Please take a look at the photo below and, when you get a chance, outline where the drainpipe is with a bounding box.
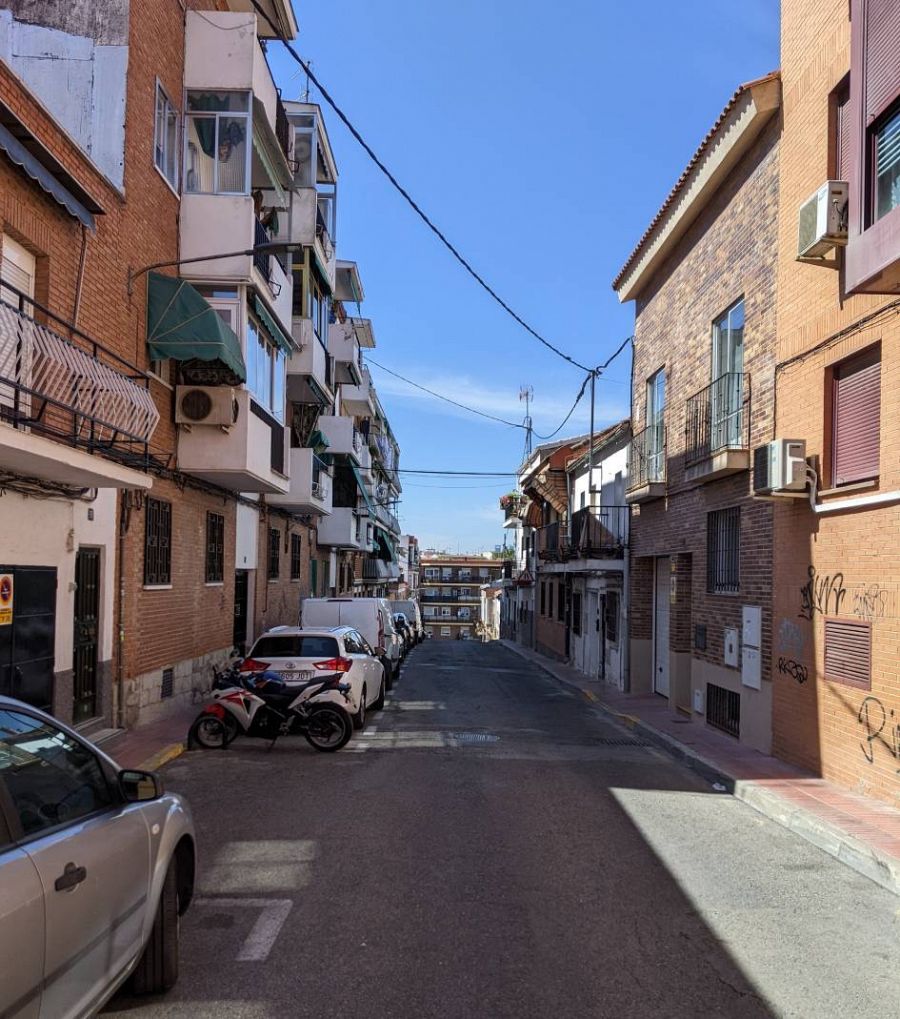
[116,493,129,730]
[72,224,88,327]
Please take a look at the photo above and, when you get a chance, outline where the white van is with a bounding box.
[300,598,401,683]
[390,599,423,644]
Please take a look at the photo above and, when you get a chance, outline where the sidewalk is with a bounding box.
[102,700,198,772]
[501,639,900,896]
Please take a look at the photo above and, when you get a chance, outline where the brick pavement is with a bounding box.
[501,639,900,896]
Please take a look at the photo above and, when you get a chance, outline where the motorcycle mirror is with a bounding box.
[375,646,386,656]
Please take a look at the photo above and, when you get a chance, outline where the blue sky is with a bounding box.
[268,0,780,552]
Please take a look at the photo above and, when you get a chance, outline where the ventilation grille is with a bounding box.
[706,683,740,739]
[824,619,871,689]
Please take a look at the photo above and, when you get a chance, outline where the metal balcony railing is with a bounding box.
[684,372,748,466]
[275,94,291,161]
[0,282,159,464]
[569,506,629,557]
[316,198,334,261]
[627,420,666,492]
[420,592,481,603]
[254,218,272,279]
[537,521,563,561]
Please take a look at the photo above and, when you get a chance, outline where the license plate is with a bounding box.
[281,670,314,682]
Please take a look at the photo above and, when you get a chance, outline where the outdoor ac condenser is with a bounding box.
[797,180,848,257]
[175,386,238,428]
[753,439,807,495]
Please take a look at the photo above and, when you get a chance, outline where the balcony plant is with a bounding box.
[499,492,524,512]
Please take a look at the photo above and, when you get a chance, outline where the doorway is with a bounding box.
[73,549,100,723]
[584,590,599,678]
[653,556,670,697]
[233,570,249,652]
[0,565,56,711]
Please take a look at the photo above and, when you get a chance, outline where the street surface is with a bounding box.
[107,641,899,1019]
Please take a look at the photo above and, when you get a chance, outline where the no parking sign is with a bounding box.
[0,574,13,625]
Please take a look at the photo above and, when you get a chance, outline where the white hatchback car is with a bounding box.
[241,626,387,731]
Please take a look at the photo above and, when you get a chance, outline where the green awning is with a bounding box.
[350,463,376,516]
[253,296,292,355]
[147,272,245,380]
[309,428,332,466]
[375,526,397,563]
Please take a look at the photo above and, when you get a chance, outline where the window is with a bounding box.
[831,76,851,181]
[548,582,554,619]
[557,583,565,622]
[540,581,546,615]
[184,91,250,195]
[873,103,900,220]
[343,631,365,655]
[459,608,471,620]
[605,592,620,644]
[441,627,451,637]
[1,233,35,304]
[707,508,740,594]
[832,346,881,486]
[195,285,240,337]
[251,635,339,659]
[710,299,745,450]
[441,607,451,618]
[425,568,439,579]
[246,316,285,422]
[442,568,452,580]
[579,491,586,510]
[290,533,302,580]
[646,368,666,480]
[154,82,179,190]
[423,606,435,618]
[572,592,582,636]
[205,512,224,583]
[144,498,171,585]
[268,528,280,580]
[0,708,112,837]
[824,619,871,689]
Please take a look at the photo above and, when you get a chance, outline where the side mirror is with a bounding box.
[375,646,386,656]
[120,769,163,803]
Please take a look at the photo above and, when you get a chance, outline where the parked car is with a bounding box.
[0,696,196,1017]
[242,626,387,729]
[300,598,401,684]
[390,599,424,643]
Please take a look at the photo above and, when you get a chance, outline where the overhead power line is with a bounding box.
[532,373,591,441]
[248,0,591,372]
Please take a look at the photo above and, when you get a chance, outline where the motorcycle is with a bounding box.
[188,662,354,753]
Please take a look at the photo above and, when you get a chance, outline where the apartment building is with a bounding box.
[771,0,900,805]
[420,555,504,639]
[0,0,403,731]
[397,535,420,599]
[613,73,781,753]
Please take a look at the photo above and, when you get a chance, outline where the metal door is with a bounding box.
[0,566,56,711]
[72,549,100,723]
[585,591,599,678]
[654,557,670,697]
[233,570,249,651]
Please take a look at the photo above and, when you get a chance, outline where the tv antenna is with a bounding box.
[519,385,534,457]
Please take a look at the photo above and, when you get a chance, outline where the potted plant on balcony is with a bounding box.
[499,492,524,513]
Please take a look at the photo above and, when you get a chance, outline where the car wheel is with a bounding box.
[373,677,386,711]
[132,862,179,994]
[381,657,394,690]
[353,688,367,730]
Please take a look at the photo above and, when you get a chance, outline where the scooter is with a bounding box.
[188,665,354,753]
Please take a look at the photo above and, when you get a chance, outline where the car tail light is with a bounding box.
[241,657,270,673]
[313,657,353,673]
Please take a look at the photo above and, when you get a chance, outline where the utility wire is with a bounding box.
[249,0,591,372]
[532,372,591,441]
[594,334,633,373]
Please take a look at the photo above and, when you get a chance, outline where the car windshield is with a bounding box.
[251,635,339,659]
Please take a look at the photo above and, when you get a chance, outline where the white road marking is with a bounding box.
[195,897,293,961]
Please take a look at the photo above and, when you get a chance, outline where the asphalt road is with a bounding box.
[106,640,900,1019]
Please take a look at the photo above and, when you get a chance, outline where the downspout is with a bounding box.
[72,224,88,327]
[116,493,130,729]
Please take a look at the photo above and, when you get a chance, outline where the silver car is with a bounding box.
[0,696,196,1018]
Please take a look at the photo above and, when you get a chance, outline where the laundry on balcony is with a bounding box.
[146,273,246,382]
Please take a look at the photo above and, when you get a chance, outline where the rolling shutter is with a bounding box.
[864,0,900,124]
[824,619,871,689]
[832,347,880,485]
[835,80,852,180]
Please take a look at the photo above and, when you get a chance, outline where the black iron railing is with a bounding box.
[0,281,158,465]
[569,506,629,557]
[627,420,666,492]
[420,592,481,602]
[537,521,563,561]
[684,372,747,466]
[254,218,272,279]
[707,683,740,738]
[275,94,291,161]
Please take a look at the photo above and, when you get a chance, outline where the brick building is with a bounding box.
[420,555,504,640]
[771,0,900,805]
[613,73,781,753]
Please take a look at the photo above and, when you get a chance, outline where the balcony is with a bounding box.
[177,387,288,493]
[568,506,629,559]
[317,414,362,463]
[341,367,376,418]
[268,447,332,515]
[684,373,750,482]
[0,284,158,489]
[317,506,365,549]
[286,318,333,405]
[499,493,526,528]
[327,319,364,386]
[626,422,666,503]
[420,592,481,603]
[362,557,390,581]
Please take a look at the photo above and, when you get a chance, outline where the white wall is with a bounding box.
[236,501,259,570]
[570,443,628,513]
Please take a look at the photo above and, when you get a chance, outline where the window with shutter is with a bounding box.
[831,346,881,485]
[831,77,851,181]
[824,618,871,689]
[1,235,36,304]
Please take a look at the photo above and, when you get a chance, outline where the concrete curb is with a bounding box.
[500,640,900,897]
[138,741,186,773]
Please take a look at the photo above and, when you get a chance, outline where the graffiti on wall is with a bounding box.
[777,619,806,657]
[851,584,893,622]
[777,658,809,684]
[857,697,900,775]
[798,567,846,620]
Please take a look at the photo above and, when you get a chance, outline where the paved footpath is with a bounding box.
[105,640,898,1019]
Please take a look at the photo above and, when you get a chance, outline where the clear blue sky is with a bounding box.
[268,0,780,553]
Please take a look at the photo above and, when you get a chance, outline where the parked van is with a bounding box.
[390,600,423,644]
[300,598,401,683]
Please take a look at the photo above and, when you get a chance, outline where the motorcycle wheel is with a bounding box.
[190,715,234,749]
[304,705,352,752]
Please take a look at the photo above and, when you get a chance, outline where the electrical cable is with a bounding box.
[248,0,591,372]
[532,372,592,441]
[594,334,633,373]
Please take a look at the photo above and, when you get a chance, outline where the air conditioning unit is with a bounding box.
[175,386,238,428]
[753,439,807,495]
[797,180,848,257]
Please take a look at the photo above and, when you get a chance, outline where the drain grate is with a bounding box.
[454,732,501,744]
[595,736,653,747]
